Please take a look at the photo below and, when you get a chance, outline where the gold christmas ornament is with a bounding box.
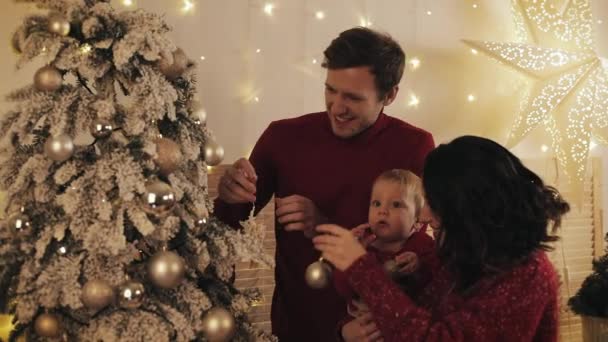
[7,214,31,237]
[141,181,176,216]
[47,13,70,36]
[34,65,62,91]
[305,258,332,289]
[34,313,61,338]
[81,279,115,310]
[117,279,145,309]
[203,139,224,166]
[158,48,188,80]
[90,119,114,139]
[154,138,183,176]
[201,307,236,342]
[148,250,186,288]
[44,135,74,162]
[192,101,207,125]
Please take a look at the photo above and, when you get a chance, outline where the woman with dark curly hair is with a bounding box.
[313,135,570,341]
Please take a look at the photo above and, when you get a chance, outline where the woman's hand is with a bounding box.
[341,312,383,342]
[313,224,367,271]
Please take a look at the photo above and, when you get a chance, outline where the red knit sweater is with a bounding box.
[344,250,559,341]
[214,111,435,342]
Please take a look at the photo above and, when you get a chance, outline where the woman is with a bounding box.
[313,135,569,341]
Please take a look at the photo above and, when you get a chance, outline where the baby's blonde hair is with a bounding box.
[374,169,424,216]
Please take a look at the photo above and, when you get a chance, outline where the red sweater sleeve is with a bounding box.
[409,131,435,177]
[344,252,558,342]
[213,122,278,227]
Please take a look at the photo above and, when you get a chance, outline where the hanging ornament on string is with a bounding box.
[201,307,236,342]
[154,138,183,176]
[34,313,62,338]
[34,65,62,91]
[47,13,70,36]
[141,180,176,216]
[204,139,224,166]
[44,135,74,162]
[81,279,115,311]
[7,213,32,237]
[158,48,188,80]
[148,249,186,289]
[117,279,145,309]
[191,100,207,125]
[90,119,114,139]
[305,257,333,289]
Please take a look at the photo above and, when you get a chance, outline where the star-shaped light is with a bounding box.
[463,0,607,204]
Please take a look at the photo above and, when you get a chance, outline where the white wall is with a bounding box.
[1,0,607,232]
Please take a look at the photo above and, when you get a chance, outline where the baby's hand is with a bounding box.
[394,251,419,275]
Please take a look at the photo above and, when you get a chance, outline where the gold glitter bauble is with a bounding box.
[7,214,32,237]
[203,139,224,166]
[47,13,70,36]
[34,313,61,338]
[148,250,186,289]
[44,135,74,162]
[81,279,115,310]
[117,280,145,309]
[90,119,114,139]
[201,307,236,342]
[141,181,176,216]
[34,65,62,92]
[154,138,183,176]
[305,259,332,289]
[191,101,207,125]
[158,48,188,80]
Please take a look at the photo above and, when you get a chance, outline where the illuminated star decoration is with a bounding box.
[463,0,608,204]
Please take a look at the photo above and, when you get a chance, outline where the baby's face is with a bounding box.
[368,179,417,243]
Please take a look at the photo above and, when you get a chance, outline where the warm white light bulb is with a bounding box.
[315,11,325,20]
[200,56,206,60]
[312,58,318,64]
[467,94,476,102]
[409,58,421,69]
[123,0,133,6]
[264,3,274,16]
[182,0,194,13]
[256,48,261,53]
[426,10,432,15]
[472,4,478,9]
[471,48,479,55]
[541,145,549,152]
[408,94,420,107]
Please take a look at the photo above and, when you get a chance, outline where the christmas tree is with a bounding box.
[569,233,608,318]
[0,0,274,341]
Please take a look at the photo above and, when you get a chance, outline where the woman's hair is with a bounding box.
[422,135,570,291]
[374,169,424,217]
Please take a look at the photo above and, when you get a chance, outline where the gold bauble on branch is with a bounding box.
[47,13,70,36]
[90,119,114,139]
[81,279,115,310]
[305,258,332,289]
[191,101,207,125]
[34,65,62,92]
[204,139,224,166]
[148,250,185,289]
[158,48,188,80]
[154,138,183,176]
[34,313,61,338]
[201,307,236,342]
[117,279,145,309]
[44,135,74,162]
[141,181,176,216]
[7,214,31,237]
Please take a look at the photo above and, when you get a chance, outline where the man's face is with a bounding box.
[324,66,397,139]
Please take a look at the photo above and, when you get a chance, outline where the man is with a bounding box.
[214,27,434,342]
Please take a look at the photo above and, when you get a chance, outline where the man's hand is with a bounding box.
[275,195,327,238]
[217,158,257,204]
[341,312,383,342]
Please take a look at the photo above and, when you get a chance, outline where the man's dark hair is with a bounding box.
[322,27,405,100]
[423,135,570,292]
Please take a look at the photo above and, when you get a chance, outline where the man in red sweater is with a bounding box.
[214,27,434,342]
